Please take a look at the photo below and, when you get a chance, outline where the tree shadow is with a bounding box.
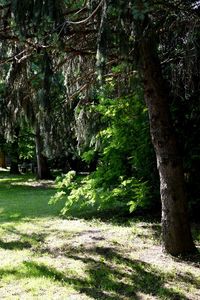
[0,227,47,250]
[0,239,32,250]
[0,222,198,299]
[5,244,190,300]
[173,249,200,268]
[0,172,33,184]
[0,256,188,300]
[62,246,190,299]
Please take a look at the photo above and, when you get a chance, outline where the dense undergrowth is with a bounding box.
[49,170,151,218]
[50,89,161,218]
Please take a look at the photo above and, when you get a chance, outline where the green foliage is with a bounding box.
[11,0,65,34]
[2,0,199,222]
[131,1,151,21]
[50,171,150,216]
[50,84,157,216]
[94,90,153,182]
[18,125,35,160]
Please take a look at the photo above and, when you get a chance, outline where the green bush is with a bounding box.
[50,171,151,216]
[50,83,159,217]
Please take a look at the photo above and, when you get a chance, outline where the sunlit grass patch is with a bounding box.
[0,171,199,299]
[0,173,64,223]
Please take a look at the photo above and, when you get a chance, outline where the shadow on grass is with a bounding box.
[0,170,55,188]
[0,171,34,184]
[0,245,191,300]
[174,249,200,268]
[0,226,47,250]
[0,239,32,250]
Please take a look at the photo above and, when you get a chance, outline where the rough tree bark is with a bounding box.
[138,25,196,255]
[35,125,52,180]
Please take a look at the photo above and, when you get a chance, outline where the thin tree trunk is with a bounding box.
[0,150,6,168]
[35,125,52,180]
[139,27,196,255]
[10,127,20,175]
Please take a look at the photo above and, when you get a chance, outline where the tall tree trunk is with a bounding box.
[0,149,6,168]
[35,125,52,180]
[139,26,196,255]
[10,127,20,174]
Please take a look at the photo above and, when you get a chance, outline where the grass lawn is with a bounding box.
[0,169,199,300]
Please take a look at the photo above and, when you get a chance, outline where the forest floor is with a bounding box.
[0,169,199,300]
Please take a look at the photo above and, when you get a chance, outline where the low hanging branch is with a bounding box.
[64,0,104,25]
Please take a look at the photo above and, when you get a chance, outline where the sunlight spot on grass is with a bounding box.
[0,208,5,214]
[0,171,199,299]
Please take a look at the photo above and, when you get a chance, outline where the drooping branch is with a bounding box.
[63,0,104,25]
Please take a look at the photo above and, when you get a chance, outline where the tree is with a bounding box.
[0,0,198,255]
[0,135,7,168]
[94,0,197,255]
[136,17,195,255]
[0,150,6,168]
[9,126,20,174]
[0,0,92,178]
